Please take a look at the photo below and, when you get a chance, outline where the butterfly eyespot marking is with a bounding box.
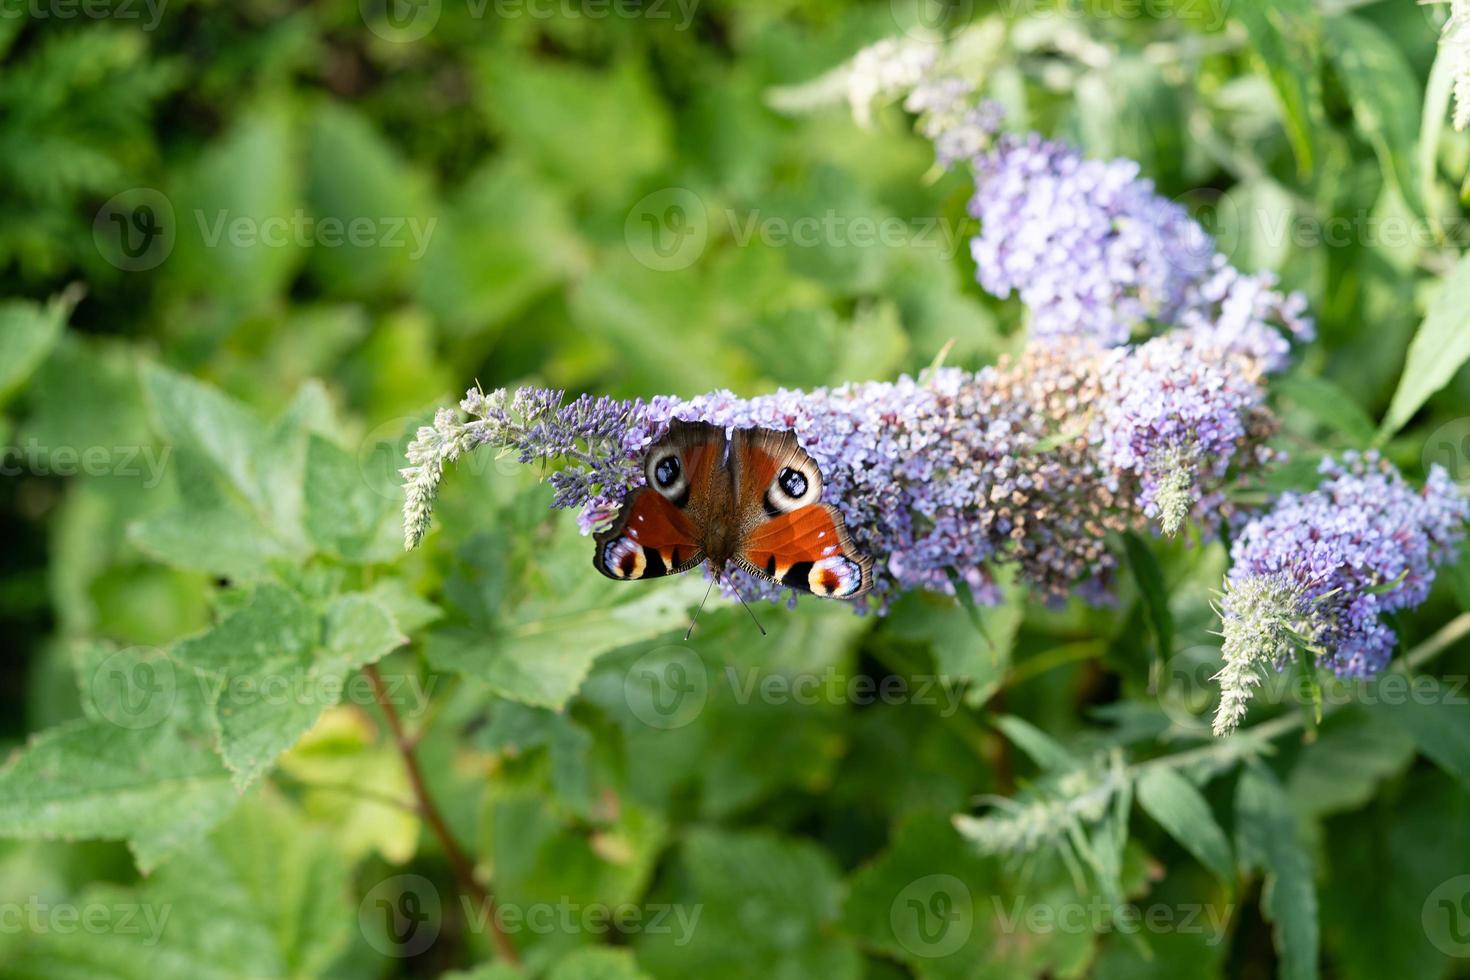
[645,445,691,506]
[654,456,680,488]
[778,467,807,498]
[807,555,864,597]
[602,538,646,580]
[762,456,821,514]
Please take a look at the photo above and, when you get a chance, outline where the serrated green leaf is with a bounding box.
[8,791,352,979]
[427,576,705,710]
[304,433,395,560]
[1326,15,1425,217]
[0,644,238,872]
[174,584,404,788]
[1236,765,1319,980]
[1137,767,1235,887]
[1381,251,1470,437]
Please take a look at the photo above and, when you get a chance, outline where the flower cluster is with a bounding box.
[403,334,1280,609]
[1095,335,1273,536]
[1443,0,1470,130]
[966,132,1313,365]
[1212,453,1469,735]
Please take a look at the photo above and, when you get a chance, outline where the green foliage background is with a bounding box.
[2,1,1470,978]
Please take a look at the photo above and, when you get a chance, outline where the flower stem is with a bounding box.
[364,664,521,966]
[1136,611,1470,778]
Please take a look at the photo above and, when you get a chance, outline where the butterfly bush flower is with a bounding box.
[1211,453,1468,736]
[967,132,1314,366]
[403,333,1282,609]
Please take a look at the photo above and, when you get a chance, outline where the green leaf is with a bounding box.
[0,291,73,406]
[1275,373,1376,446]
[635,828,859,980]
[1286,707,1415,817]
[1233,0,1321,178]
[173,584,405,788]
[1420,36,1456,216]
[427,576,705,710]
[1369,673,1470,787]
[0,644,238,872]
[1380,251,1470,437]
[992,714,1079,772]
[303,433,395,560]
[1325,15,1425,216]
[9,791,352,979]
[1236,764,1319,980]
[1137,767,1235,887]
[1123,531,1174,661]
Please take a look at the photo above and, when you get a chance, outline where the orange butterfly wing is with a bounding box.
[593,488,704,581]
[736,504,872,598]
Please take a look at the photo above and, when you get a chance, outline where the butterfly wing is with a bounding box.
[593,488,704,581]
[593,419,726,582]
[734,503,872,597]
[729,427,871,598]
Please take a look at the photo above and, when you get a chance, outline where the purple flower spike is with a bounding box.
[1213,453,1468,734]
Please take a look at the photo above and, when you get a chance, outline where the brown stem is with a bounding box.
[364,664,520,966]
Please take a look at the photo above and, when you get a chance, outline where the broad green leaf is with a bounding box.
[1123,532,1174,660]
[635,828,859,980]
[1325,15,1425,216]
[0,292,72,406]
[427,576,705,710]
[304,433,396,560]
[1275,373,1376,446]
[1236,765,1319,980]
[1286,707,1415,816]
[141,362,272,514]
[1233,0,1321,178]
[9,791,352,979]
[1137,767,1235,887]
[0,644,238,872]
[1381,251,1470,436]
[174,585,405,788]
[1370,673,1470,787]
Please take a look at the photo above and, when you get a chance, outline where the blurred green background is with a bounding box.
[3,0,1470,978]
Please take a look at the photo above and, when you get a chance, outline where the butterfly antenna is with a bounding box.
[726,576,768,637]
[685,574,718,641]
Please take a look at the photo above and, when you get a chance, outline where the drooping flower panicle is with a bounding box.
[1212,453,1469,734]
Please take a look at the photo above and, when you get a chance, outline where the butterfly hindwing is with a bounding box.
[593,488,704,581]
[735,502,872,598]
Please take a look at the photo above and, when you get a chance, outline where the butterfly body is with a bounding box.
[593,420,871,599]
